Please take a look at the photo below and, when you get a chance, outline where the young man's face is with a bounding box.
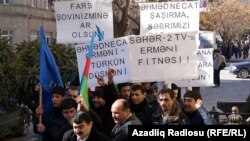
[120,86,131,100]
[131,89,145,105]
[92,96,105,108]
[67,89,78,101]
[73,121,92,139]
[52,94,64,107]
[63,107,76,121]
[183,97,197,113]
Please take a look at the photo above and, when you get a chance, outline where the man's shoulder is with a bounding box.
[62,129,76,141]
[89,128,111,141]
[126,114,142,125]
[64,129,75,137]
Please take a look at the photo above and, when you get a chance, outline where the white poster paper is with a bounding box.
[76,32,199,87]
[55,0,113,43]
[173,48,214,87]
[139,1,200,35]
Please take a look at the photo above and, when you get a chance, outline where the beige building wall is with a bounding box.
[0,0,55,45]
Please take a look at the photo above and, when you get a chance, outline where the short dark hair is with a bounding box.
[61,98,77,110]
[72,110,92,124]
[184,91,202,101]
[171,83,178,90]
[131,84,145,94]
[158,88,175,99]
[69,86,78,91]
[92,86,105,99]
[117,82,132,92]
[52,86,65,96]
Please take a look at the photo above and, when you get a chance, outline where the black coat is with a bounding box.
[130,98,154,125]
[33,107,69,141]
[62,128,111,141]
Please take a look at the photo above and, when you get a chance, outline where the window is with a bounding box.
[30,31,38,41]
[1,30,13,45]
[0,0,11,4]
[45,0,49,9]
[45,32,52,45]
[31,0,37,7]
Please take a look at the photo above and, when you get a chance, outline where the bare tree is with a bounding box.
[207,0,250,41]
[113,0,179,37]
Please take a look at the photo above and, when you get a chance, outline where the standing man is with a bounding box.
[213,49,223,87]
[62,110,111,141]
[117,82,132,100]
[152,88,189,125]
[183,91,217,125]
[34,86,68,141]
[130,84,154,125]
[111,99,142,141]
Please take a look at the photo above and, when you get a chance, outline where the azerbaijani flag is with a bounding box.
[79,26,104,107]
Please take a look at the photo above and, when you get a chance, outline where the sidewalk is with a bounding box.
[200,55,250,112]
[226,55,250,63]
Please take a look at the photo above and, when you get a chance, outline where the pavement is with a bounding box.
[200,56,250,112]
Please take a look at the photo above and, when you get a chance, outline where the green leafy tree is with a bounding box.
[0,37,78,109]
[0,33,16,109]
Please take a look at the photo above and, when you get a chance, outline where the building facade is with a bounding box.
[0,0,55,45]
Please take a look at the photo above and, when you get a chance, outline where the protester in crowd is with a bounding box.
[47,98,78,141]
[90,68,118,137]
[148,83,161,116]
[64,86,79,101]
[171,83,184,109]
[62,110,111,141]
[152,88,189,125]
[117,82,132,100]
[141,82,151,95]
[129,84,155,125]
[33,86,68,141]
[111,99,142,141]
[183,91,217,125]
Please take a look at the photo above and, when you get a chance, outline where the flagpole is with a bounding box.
[39,85,43,124]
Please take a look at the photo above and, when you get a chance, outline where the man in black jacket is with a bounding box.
[62,110,111,141]
[34,86,68,141]
[183,91,217,125]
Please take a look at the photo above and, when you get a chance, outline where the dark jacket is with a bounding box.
[62,128,111,141]
[111,114,142,141]
[185,106,217,125]
[152,101,190,125]
[130,98,154,125]
[33,107,68,141]
[90,83,118,137]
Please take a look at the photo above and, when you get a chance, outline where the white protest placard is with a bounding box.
[129,32,199,82]
[76,32,199,87]
[75,37,132,87]
[173,48,214,87]
[55,0,113,43]
[139,1,199,35]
